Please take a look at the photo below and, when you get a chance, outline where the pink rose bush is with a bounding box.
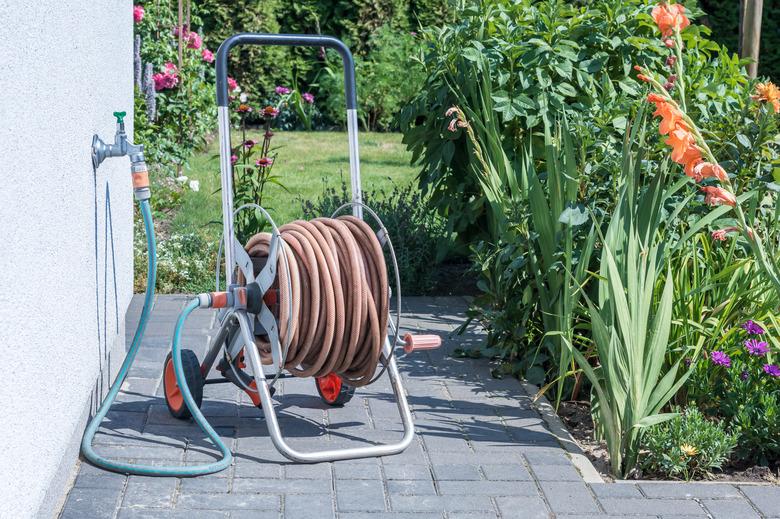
[153,62,179,91]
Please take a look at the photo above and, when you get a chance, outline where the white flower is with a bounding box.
[188,180,200,192]
[175,175,188,183]
[239,92,248,103]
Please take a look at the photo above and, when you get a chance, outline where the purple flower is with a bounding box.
[243,139,256,149]
[230,154,238,165]
[740,370,749,381]
[745,339,770,356]
[741,320,765,335]
[710,351,731,367]
[275,86,291,95]
[302,92,315,104]
[763,364,780,377]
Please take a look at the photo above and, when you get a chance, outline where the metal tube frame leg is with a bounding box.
[234,310,415,463]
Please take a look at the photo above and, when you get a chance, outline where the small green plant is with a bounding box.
[639,406,737,481]
[301,182,448,295]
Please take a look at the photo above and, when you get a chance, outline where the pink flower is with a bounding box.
[711,226,751,242]
[236,104,252,114]
[709,350,731,367]
[262,106,279,118]
[701,186,736,207]
[201,49,214,63]
[230,154,238,165]
[227,77,238,92]
[185,31,202,50]
[133,5,145,23]
[711,229,728,242]
[745,339,769,356]
[302,92,315,104]
[275,86,291,95]
[693,162,728,182]
[763,364,780,377]
[255,157,273,168]
[152,62,179,91]
[243,139,256,149]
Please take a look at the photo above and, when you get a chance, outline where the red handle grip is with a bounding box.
[403,333,442,354]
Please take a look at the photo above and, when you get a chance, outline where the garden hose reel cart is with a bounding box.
[159,33,442,465]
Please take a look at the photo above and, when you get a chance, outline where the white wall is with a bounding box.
[0,1,133,517]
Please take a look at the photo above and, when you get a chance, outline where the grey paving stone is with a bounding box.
[589,483,643,499]
[740,485,780,517]
[448,513,499,519]
[702,497,761,519]
[283,462,331,479]
[639,482,742,499]
[538,481,600,516]
[283,493,334,519]
[233,460,283,479]
[122,476,177,508]
[340,514,443,519]
[176,493,279,510]
[332,461,381,480]
[72,472,128,490]
[390,494,495,512]
[118,509,229,519]
[522,448,571,466]
[494,496,550,518]
[386,479,437,495]
[178,475,231,494]
[60,487,122,519]
[528,463,582,481]
[437,480,539,496]
[336,479,386,512]
[480,463,533,481]
[383,464,432,481]
[232,477,331,494]
[599,497,707,516]
[431,463,482,481]
[227,511,280,519]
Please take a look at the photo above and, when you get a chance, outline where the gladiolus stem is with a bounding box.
[673,30,687,111]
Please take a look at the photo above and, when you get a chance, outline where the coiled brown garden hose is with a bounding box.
[243,216,389,387]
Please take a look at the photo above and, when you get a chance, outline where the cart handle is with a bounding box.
[215,33,356,109]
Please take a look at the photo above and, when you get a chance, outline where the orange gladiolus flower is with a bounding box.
[651,3,690,37]
[653,101,685,135]
[665,125,700,165]
[751,81,780,114]
[693,162,728,182]
[701,186,736,207]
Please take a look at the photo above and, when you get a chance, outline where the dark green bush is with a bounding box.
[320,25,426,131]
[639,406,737,480]
[699,0,779,81]
[301,182,448,295]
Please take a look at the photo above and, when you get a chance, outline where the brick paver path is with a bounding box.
[60,296,779,518]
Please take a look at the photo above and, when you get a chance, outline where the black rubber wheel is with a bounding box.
[163,349,204,419]
[315,373,356,406]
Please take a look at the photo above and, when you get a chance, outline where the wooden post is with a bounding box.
[740,0,763,78]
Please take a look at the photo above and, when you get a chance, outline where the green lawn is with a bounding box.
[172,131,419,236]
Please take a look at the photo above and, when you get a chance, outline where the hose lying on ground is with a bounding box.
[243,216,389,387]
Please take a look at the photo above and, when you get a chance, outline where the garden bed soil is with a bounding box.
[557,400,779,484]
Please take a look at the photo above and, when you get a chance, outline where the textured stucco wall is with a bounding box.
[0,1,133,517]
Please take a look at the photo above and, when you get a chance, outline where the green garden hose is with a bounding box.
[80,199,232,476]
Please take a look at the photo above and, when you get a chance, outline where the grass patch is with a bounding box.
[172,131,418,237]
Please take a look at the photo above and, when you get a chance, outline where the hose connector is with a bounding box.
[131,162,151,201]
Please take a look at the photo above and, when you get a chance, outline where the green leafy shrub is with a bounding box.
[134,1,216,176]
[640,406,737,480]
[320,25,426,131]
[135,225,217,294]
[301,182,448,295]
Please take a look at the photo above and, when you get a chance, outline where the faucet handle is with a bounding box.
[113,111,127,124]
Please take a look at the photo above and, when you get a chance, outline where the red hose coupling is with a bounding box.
[403,333,442,354]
